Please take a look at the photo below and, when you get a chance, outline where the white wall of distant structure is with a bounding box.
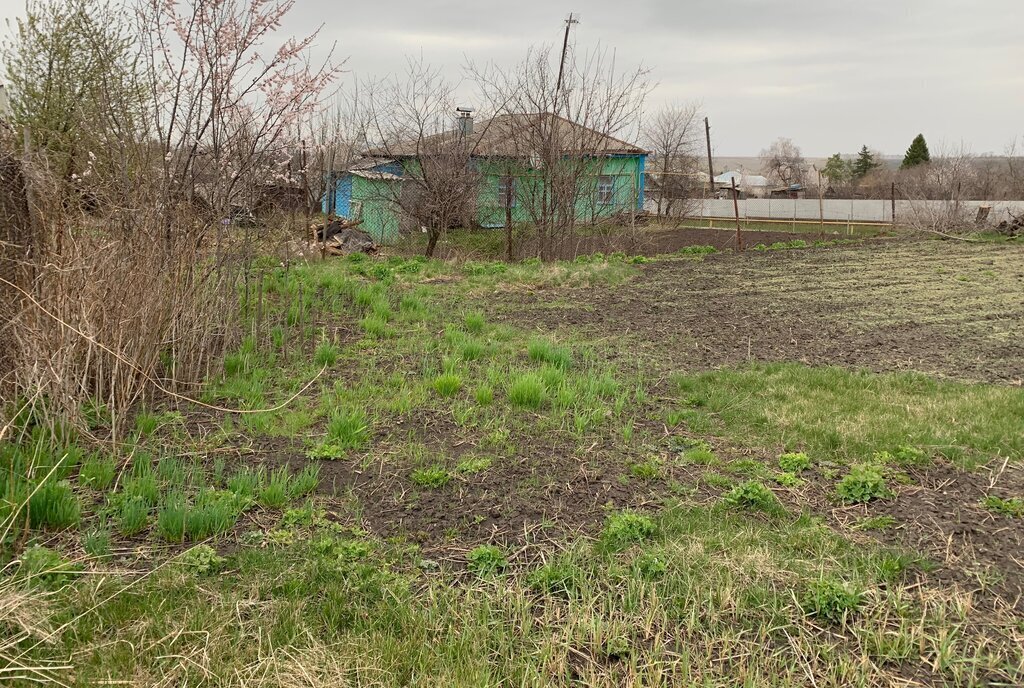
[649,198,1024,223]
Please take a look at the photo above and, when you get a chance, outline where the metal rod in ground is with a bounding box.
[817,168,825,239]
[731,177,743,251]
[891,182,897,229]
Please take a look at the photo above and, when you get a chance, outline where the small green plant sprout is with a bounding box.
[778,452,811,473]
[134,409,160,436]
[722,480,784,515]
[981,495,1024,518]
[836,464,890,504]
[177,544,226,575]
[359,315,392,338]
[464,311,486,334]
[852,515,897,531]
[528,562,580,598]
[800,577,864,625]
[507,373,547,410]
[432,372,463,397]
[410,465,450,488]
[455,456,493,475]
[889,445,929,466]
[629,457,663,480]
[314,339,340,367]
[227,466,264,500]
[467,544,508,575]
[459,338,486,362]
[773,471,805,488]
[633,552,669,580]
[602,511,657,548]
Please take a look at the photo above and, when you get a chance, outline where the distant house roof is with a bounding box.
[365,112,648,159]
[714,170,770,187]
[351,169,402,181]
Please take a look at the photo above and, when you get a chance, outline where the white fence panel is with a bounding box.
[689,199,1024,224]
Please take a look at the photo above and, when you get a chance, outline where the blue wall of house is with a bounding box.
[323,161,404,218]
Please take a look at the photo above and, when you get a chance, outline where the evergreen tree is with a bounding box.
[821,153,852,187]
[852,145,879,179]
[901,134,931,169]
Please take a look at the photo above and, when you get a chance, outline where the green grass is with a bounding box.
[431,373,463,397]
[313,340,340,367]
[507,373,547,409]
[981,495,1024,518]
[527,338,572,370]
[409,466,450,488]
[28,480,81,529]
[467,544,507,575]
[78,452,117,489]
[673,363,1024,467]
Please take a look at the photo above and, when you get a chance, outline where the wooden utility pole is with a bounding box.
[816,167,825,239]
[891,181,897,229]
[704,117,715,196]
[731,177,743,251]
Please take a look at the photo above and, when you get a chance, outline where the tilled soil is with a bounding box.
[488,237,1024,384]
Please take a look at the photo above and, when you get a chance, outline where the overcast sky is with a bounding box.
[2,0,1021,156]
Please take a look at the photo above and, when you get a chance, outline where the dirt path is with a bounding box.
[492,239,1024,384]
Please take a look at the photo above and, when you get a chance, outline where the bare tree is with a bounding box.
[643,102,702,217]
[362,57,484,257]
[760,137,807,188]
[470,43,650,260]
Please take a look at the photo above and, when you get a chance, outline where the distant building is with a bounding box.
[324,112,648,243]
[713,171,771,198]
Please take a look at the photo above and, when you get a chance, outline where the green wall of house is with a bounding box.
[346,154,646,244]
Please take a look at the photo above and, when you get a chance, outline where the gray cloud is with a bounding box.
[1,0,1020,155]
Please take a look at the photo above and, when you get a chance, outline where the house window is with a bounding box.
[498,176,516,208]
[596,175,615,205]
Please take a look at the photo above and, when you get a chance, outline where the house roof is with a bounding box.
[365,112,648,159]
[714,170,770,187]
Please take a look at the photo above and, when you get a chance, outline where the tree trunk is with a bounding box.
[424,228,440,258]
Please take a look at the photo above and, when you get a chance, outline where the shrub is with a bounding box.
[78,453,117,490]
[432,373,463,397]
[527,338,572,370]
[981,495,1024,518]
[117,497,149,536]
[602,511,657,548]
[890,445,929,466]
[157,493,187,542]
[508,373,546,410]
[178,544,226,575]
[722,480,783,515]
[467,545,508,575]
[800,578,864,624]
[778,452,811,473]
[259,468,291,508]
[836,464,890,503]
[410,466,450,488]
[464,311,486,334]
[314,340,340,367]
[29,479,81,529]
